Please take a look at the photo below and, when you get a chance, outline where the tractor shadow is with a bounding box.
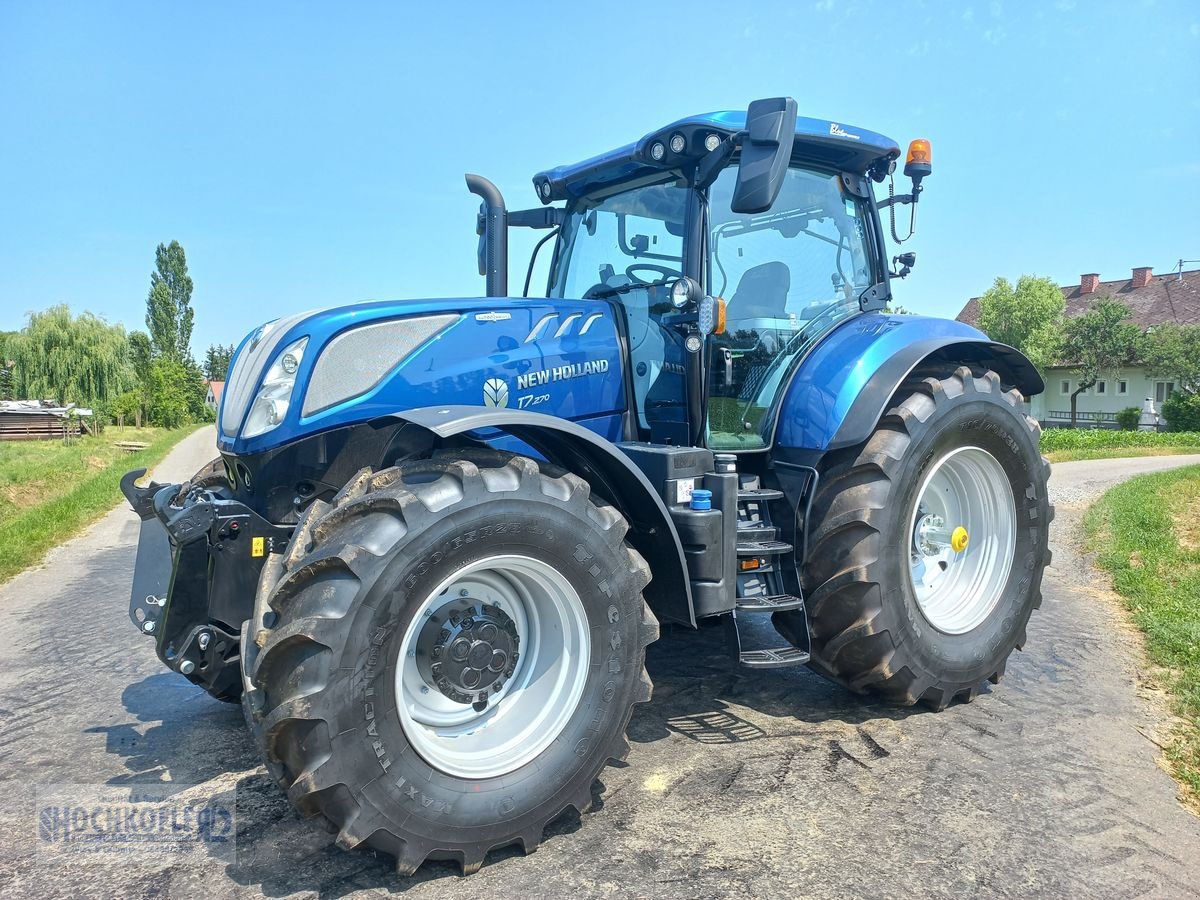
[95,613,962,896]
[630,617,975,748]
[222,772,606,898]
[92,672,254,789]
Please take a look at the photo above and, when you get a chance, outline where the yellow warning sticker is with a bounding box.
[251,536,265,557]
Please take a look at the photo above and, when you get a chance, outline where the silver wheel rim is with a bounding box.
[395,554,591,779]
[908,446,1016,635]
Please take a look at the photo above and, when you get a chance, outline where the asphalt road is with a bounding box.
[1,428,1199,899]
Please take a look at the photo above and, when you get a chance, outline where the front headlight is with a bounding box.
[242,337,309,438]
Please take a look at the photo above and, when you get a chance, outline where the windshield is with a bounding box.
[706,164,874,450]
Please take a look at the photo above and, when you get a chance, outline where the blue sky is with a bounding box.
[1,1,1197,356]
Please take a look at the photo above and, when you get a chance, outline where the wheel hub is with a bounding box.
[416,602,519,706]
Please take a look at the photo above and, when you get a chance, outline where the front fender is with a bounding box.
[774,314,1043,454]
[388,406,695,627]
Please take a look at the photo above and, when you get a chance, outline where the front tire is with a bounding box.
[241,450,657,875]
[780,366,1052,709]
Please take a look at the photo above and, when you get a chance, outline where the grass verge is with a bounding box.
[1085,464,1200,808]
[0,425,201,584]
[1045,447,1200,464]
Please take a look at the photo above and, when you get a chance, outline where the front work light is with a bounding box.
[242,336,309,438]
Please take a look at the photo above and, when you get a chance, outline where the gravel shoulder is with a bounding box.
[0,439,1198,899]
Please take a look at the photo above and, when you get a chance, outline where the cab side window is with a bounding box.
[552,182,688,434]
[706,166,873,449]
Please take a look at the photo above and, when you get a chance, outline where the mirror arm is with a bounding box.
[509,207,564,229]
[877,191,915,209]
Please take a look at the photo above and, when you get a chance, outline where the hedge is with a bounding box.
[1039,429,1200,452]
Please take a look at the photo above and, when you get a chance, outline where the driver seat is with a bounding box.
[725,262,791,324]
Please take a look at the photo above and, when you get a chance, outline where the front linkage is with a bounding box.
[120,469,291,701]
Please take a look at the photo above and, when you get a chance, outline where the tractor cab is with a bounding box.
[479,98,930,450]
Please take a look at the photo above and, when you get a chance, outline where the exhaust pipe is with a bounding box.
[465,174,508,297]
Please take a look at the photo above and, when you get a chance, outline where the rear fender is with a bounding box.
[774,314,1043,456]
[386,406,696,627]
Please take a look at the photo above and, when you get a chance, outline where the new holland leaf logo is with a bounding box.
[483,378,509,408]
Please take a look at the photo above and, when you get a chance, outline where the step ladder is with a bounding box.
[728,475,811,669]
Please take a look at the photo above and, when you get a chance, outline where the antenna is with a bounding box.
[1172,258,1200,280]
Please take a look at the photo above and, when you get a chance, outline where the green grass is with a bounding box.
[1040,428,1200,452]
[1044,447,1200,464]
[0,425,200,584]
[1085,465,1200,807]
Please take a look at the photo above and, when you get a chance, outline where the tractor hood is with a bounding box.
[217,297,628,456]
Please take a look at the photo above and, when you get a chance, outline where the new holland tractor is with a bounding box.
[122,98,1051,875]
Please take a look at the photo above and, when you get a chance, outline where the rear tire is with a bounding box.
[241,449,658,875]
[778,366,1052,709]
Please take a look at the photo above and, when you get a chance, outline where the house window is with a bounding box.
[1060,379,1070,395]
[1118,380,1128,395]
[1155,381,1175,403]
[1096,381,1106,395]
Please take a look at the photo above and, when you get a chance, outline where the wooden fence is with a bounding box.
[0,412,85,441]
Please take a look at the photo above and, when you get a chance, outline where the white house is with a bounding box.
[957,266,1200,427]
[205,380,225,412]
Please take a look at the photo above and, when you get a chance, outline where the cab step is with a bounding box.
[736,540,792,556]
[739,646,811,669]
[737,487,784,503]
[736,523,777,542]
[735,593,806,613]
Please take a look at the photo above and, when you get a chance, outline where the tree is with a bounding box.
[0,330,17,401]
[1141,323,1200,393]
[146,240,195,361]
[1061,298,1142,428]
[11,305,135,408]
[204,343,235,381]
[975,275,1065,370]
[110,390,143,428]
[147,357,192,428]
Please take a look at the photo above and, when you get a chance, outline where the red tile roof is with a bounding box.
[956,268,1200,330]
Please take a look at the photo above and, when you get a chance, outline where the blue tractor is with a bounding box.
[123,98,1051,875]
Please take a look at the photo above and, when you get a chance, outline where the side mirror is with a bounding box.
[731,97,798,215]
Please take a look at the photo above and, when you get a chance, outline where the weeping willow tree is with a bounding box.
[11,305,135,408]
[0,331,17,401]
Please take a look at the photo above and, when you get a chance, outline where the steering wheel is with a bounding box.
[625,263,678,285]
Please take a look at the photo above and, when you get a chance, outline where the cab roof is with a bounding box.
[533,111,901,204]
